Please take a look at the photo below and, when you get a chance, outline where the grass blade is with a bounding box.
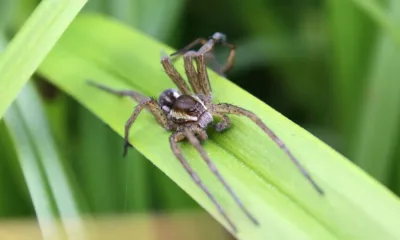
[4,82,86,239]
[0,0,87,119]
[352,0,400,184]
[37,14,400,239]
[326,0,376,148]
[4,84,63,239]
[352,0,400,44]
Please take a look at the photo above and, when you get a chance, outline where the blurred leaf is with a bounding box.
[327,0,377,149]
[8,0,40,31]
[4,83,63,239]
[352,0,400,184]
[107,0,186,41]
[232,0,285,35]
[0,0,14,30]
[0,213,227,240]
[4,82,86,239]
[152,166,199,210]
[352,0,400,44]
[78,107,120,213]
[0,122,32,217]
[231,0,330,128]
[37,14,400,239]
[0,0,87,119]
[122,145,152,212]
[83,0,108,13]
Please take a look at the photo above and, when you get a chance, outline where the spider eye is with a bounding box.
[158,89,180,112]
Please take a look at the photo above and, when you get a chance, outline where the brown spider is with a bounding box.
[87,33,324,233]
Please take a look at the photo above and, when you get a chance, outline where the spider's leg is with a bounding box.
[170,38,208,58]
[87,80,146,102]
[196,38,236,75]
[169,131,237,233]
[213,103,324,195]
[220,41,236,73]
[182,51,215,98]
[204,52,225,77]
[184,128,259,226]
[123,98,169,156]
[183,50,219,97]
[183,52,202,94]
[195,54,213,97]
[161,55,192,95]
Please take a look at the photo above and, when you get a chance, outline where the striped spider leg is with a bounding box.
[87,39,323,233]
[86,54,258,233]
[179,41,325,196]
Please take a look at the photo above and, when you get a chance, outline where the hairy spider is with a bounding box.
[170,32,236,75]
[87,38,324,233]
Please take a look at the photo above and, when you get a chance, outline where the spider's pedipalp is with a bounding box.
[213,103,324,195]
[161,55,191,95]
[169,131,237,233]
[183,128,259,226]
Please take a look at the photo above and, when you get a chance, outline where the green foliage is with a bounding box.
[4,82,84,239]
[2,0,400,239]
[0,0,87,118]
[37,14,400,239]
[352,0,400,184]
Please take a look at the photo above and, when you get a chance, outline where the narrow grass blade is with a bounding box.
[0,122,32,217]
[4,82,86,239]
[37,14,400,239]
[326,0,376,148]
[352,0,400,184]
[4,84,63,239]
[0,0,87,119]
[352,0,400,45]
[78,107,121,213]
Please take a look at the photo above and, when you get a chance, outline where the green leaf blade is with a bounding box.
[38,14,400,240]
[0,0,87,119]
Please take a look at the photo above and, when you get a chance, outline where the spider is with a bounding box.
[87,33,324,233]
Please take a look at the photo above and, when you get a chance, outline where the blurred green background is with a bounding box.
[0,0,399,238]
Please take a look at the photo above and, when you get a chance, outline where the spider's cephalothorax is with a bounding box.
[87,32,324,234]
[159,89,213,129]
